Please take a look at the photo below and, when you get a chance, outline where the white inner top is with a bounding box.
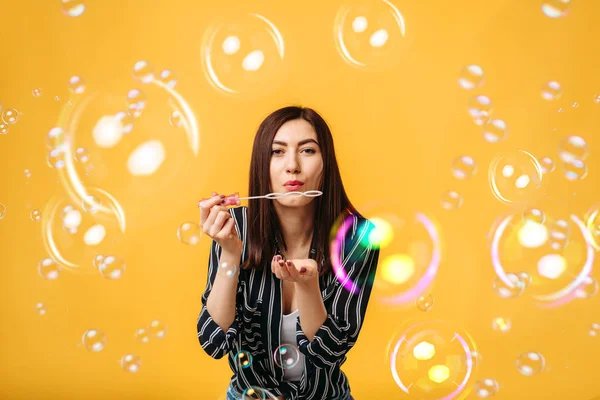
[280,309,305,381]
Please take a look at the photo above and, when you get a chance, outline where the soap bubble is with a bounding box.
[441,190,463,210]
[468,95,493,126]
[516,352,546,376]
[178,222,202,245]
[558,135,588,163]
[488,150,543,205]
[458,65,484,90]
[416,294,434,311]
[451,156,477,179]
[542,1,572,18]
[473,378,500,398]
[274,344,301,369]
[120,354,141,373]
[482,118,508,143]
[60,0,85,17]
[82,329,107,352]
[541,81,562,101]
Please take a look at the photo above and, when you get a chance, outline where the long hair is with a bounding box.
[240,105,362,277]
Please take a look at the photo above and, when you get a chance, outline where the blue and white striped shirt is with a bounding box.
[197,206,380,399]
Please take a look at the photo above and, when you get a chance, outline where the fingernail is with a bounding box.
[286,261,291,266]
[300,267,307,273]
[220,194,226,198]
[278,261,284,266]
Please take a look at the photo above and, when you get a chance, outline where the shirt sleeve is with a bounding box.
[196,209,243,359]
[296,215,380,369]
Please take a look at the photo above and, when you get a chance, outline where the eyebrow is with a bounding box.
[272,139,319,147]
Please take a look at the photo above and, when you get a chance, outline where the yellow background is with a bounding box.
[1,0,599,399]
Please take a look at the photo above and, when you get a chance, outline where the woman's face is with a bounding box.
[269,119,323,207]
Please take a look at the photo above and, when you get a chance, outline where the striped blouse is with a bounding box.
[197,206,380,399]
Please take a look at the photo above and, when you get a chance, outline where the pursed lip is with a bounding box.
[284,180,304,186]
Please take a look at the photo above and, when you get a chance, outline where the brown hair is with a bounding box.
[240,105,363,277]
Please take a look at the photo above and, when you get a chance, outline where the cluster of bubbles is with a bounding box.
[0,104,22,135]
[134,319,169,343]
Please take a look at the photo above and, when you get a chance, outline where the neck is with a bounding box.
[274,202,316,253]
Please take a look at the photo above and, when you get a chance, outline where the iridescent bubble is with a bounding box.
[114,111,134,134]
[482,118,508,143]
[178,222,202,245]
[441,190,462,210]
[0,123,8,135]
[241,387,268,400]
[589,323,600,337]
[68,76,86,94]
[468,95,493,126]
[2,108,19,124]
[134,327,150,343]
[47,127,65,149]
[333,1,406,71]
[219,261,238,278]
[517,272,533,288]
[594,94,600,104]
[492,273,525,298]
[38,258,61,280]
[169,110,183,128]
[120,354,141,373]
[126,89,146,118]
[452,156,477,179]
[415,294,434,311]
[458,65,484,90]
[47,146,66,169]
[474,378,500,398]
[133,60,155,84]
[30,209,42,222]
[201,11,288,97]
[274,344,301,369]
[563,159,588,181]
[0,203,6,220]
[388,320,479,398]
[54,95,61,101]
[97,255,126,279]
[61,204,82,234]
[82,329,106,352]
[542,0,572,18]
[35,302,47,316]
[24,168,32,179]
[488,150,543,204]
[158,69,177,88]
[148,319,168,338]
[516,352,546,376]
[523,208,545,224]
[585,202,600,251]
[538,156,555,174]
[559,135,588,163]
[32,88,42,97]
[235,350,253,369]
[60,0,86,17]
[575,276,598,299]
[491,317,511,333]
[541,81,562,101]
[74,147,90,163]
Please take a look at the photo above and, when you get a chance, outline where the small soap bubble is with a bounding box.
[541,81,562,101]
[559,135,588,163]
[82,195,101,213]
[68,76,85,94]
[458,65,485,90]
[61,0,86,17]
[548,218,570,250]
[24,169,32,179]
[575,276,598,299]
[488,150,542,204]
[30,209,42,222]
[32,88,42,97]
[563,159,588,181]
[492,273,525,298]
[2,108,19,124]
[97,255,126,280]
[242,387,269,400]
[35,302,47,316]
[158,69,177,88]
[492,317,511,333]
[133,60,154,84]
[114,111,134,134]
[516,351,546,376]
[468,95,493,126]
[452,155,477,179]
[274,344,301,369]
[134,328,151,343]
[47,147,66,169]
[74,147,90,163]
[47,127,65,149]
[516,272,532,288]
[589,323,600,337]
[474,378,500,398]
[522,208,545,224]
[0,123,8,135]
[0,203,6,220]
[178,222,202,245]
[441,190,463,210]
[92,254,105,269]
[120,354,141,373]
[38,258,60,280]
[483,118,508,143]
[126,89,146,118]
[82,329,107,352]
[415,294,434,311]
[538,156,555,174]
[235,350,253,369]
[542,0,572,18]
[594,94,600,104]
[219,261,238,278]
[147,319,168,339]
[54,95,61,101]
[169,110,183,128]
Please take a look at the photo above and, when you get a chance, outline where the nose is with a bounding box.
[284,154,300,175]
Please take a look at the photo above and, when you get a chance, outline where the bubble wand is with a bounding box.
[198,190,323,207]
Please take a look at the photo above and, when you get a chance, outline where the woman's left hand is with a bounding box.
[271,256,318,286]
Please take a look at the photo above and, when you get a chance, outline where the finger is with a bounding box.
[215,217,236,240]
[278,259,292,281]
[199,194,226,225]
[272,255,282,279]
[285,260,301,280]
[207,209,231,237]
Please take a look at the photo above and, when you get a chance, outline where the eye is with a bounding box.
[271,149,283,155]
[303,148,317,154]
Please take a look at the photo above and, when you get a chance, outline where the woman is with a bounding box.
[197,106,380,400]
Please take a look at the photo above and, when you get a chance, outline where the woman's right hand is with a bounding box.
[199,192,243,255]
